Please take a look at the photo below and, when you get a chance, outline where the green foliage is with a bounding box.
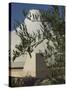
[12,6,65,70]
[10,76,65,87]
[10,6,65,86]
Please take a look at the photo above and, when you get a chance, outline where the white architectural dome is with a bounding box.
[24,9,44,37]
[27,9,41,21]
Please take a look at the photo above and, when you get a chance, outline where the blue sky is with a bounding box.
[9,3,64,31]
